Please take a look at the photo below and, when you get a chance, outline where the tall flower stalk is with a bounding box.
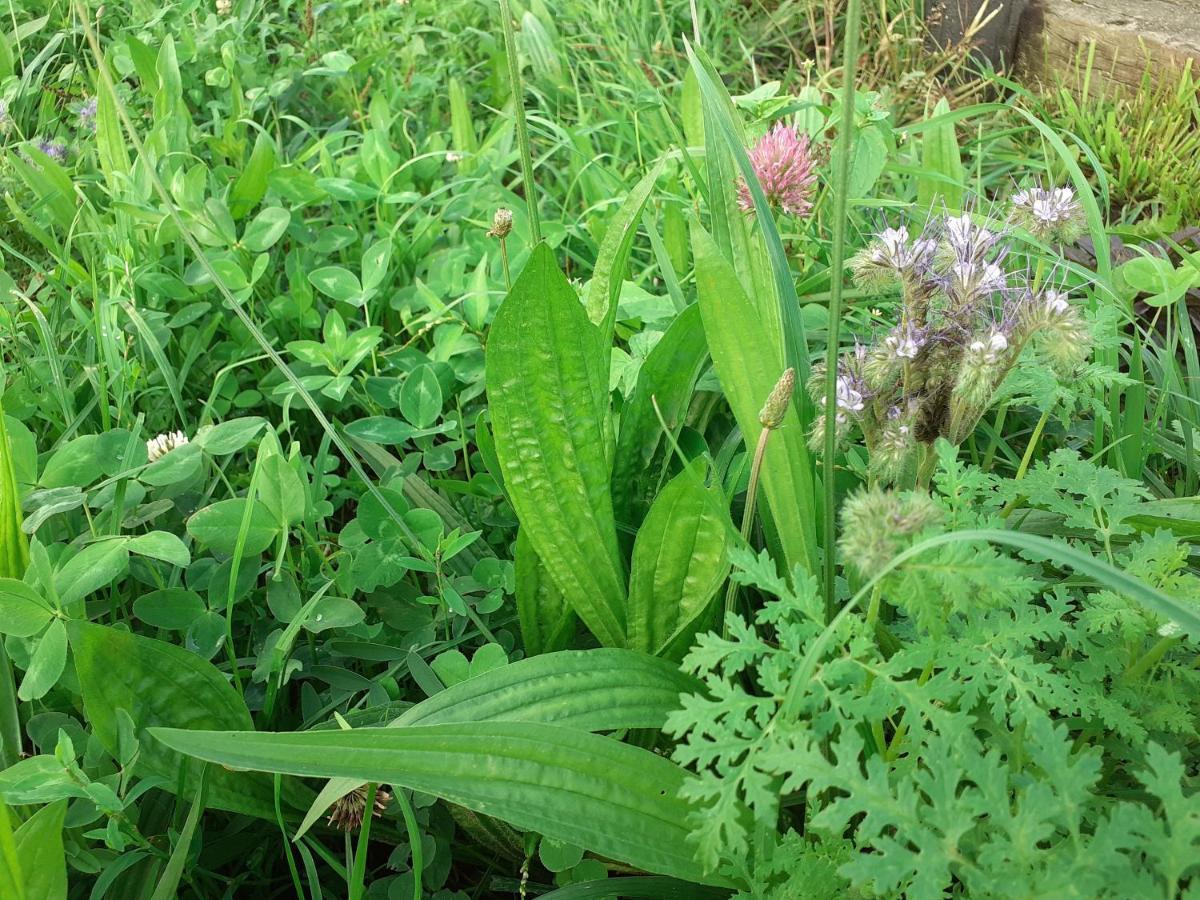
[822,0,864,621]
[497,0,541,244]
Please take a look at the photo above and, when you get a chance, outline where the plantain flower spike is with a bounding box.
[758,367,796,430]
[487,207,514,239]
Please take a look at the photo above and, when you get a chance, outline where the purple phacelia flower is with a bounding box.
[33,140,68,163]
[79,97,97,130]
[737,123,816,217]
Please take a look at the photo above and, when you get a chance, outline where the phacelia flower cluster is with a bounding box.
[1009,185,1085,243]
[811,192,1092,484]
[738,123,817,218]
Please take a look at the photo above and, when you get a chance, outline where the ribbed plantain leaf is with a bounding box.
[627,461,732,658]
[693,225,818,575]
[152,721,735,888]
[586,159,666,347]
[67,621,309,820]
[611,303,708,535]
[396,647,699,729]
[917,97,965,211]
[486,244,626,646]
[295,646,699,838]
[514,528,576,656]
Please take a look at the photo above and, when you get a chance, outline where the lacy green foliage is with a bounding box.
[669,453,1200,896]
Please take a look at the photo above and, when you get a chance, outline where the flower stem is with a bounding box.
[999,408,1050,519]
[498,0,541,244]
[821,0,864,623]
[724,426,773,638]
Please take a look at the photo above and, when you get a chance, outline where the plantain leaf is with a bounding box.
[627,462,732,658]
[486,244,627,646]
[693,225,817,574]
[395,647,700,729]
[611,303,708,534]
[11,801,66,900]
[917,97,964,211]
[152,721,735,888]
[295,646,699,839]
[586,159,666,346]
[514,529,576,657]
[686,44,811,390]
[66,621,307,819]
[0,803,22,900]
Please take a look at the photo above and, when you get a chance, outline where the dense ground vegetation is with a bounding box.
[0,0,1197,897]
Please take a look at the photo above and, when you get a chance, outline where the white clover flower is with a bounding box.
[216,0,231,14]
[445,151,464,163]
[146,431,188,463]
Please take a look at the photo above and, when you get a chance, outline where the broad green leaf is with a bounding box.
[586,159,666,346]
[514,528,576,657]
[67,621,303,819]
[11,801,65,900]
[0,581,54,637]
[916,97,964,211]
[133,588,207,631]
[55,539,130,608]
[627,462,732,658]
[296,645,698,839]
[0,803,23,900]
[611,303,708,533]
[400,364,443,429]
[396,647,700,729]
[308,266,361,304]
[39,435,101,489]
[140,442,202,487]
[17,620,67,702]
[187,499,279,557]
[194,417,266,455]
[257,454,306,528]
[686,45,810,389]
[448,76,478,156]
[693,225,817,574]
[242,206,291,252]
[152,722,735,888]
[486,244,626,646]
[127,531,191,568]
[229,132,277,218]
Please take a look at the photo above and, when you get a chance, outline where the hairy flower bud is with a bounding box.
[839,487,942,576]
[758,368,796,429]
